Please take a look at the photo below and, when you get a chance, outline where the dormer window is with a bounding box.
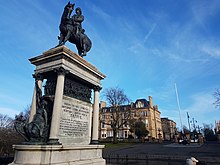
[136,101,143,108]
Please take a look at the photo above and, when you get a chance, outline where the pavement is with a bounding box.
[103,141,220,164]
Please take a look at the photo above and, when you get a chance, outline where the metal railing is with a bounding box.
[103,153,211,165]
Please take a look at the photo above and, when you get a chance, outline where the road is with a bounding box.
[103,141,220,164]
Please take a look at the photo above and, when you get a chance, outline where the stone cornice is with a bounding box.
[29,45,106,80]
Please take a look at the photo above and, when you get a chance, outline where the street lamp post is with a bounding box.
[190,117,198,142]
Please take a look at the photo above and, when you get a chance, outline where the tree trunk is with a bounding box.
[113,128,118,143]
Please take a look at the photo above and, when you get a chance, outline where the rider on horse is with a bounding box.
[58,2,92,57]
[72,7,84,36]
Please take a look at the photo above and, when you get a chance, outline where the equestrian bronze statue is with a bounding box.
[58,2,92,57]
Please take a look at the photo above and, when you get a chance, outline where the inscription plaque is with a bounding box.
[59,96,92,145]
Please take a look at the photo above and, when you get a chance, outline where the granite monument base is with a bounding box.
[9,145,105,165]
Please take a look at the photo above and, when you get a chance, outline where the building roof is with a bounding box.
[134,99,150,108]
[161,117,176,124]
[100,98,152,112]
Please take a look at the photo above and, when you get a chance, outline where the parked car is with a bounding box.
[178,139,189,145]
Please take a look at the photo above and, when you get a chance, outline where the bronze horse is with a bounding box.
[58,2,92,57]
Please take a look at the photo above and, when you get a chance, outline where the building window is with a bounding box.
[107,131,113,137]
[145,119,148,127]
[125,131,128,138]
[136,101,144,108]
[110,121,113,127]
[102,122,105,128]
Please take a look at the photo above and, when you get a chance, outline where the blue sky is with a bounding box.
[0,0,220,131]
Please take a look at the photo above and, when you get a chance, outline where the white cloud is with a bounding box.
[159,90,218,130]
[191,0,220,27]
[90,4,111,24]
[181,92,218,126]
[127,42,145,54]
[0,107,19,118]
[201,46,220,58]
[0,94,21,104]
[183,92,215,114]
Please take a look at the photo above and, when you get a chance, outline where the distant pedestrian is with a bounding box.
[186,157,199,165]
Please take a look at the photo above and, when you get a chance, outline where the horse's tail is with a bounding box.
[85,37,92,52]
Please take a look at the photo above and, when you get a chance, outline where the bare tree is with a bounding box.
[0,114,23,155]
[15,104,31,122]
[104,87,130,106]
[182,125,190,134]
[0,114,13,128]
[213,89,220,108]
[202,123,217,141]
[0,105,30,156]
[101,87,131,143]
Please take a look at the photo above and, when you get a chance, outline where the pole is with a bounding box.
[192,118,197,130]
[174,83,183,133]
[187,112,191,132]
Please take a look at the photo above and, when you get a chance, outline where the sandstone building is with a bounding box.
[161,117,177,141]
[99,96,163,140]
[215,120,220,133]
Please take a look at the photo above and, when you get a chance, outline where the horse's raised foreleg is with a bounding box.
[63,30,72,44]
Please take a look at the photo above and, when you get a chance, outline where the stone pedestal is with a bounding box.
[10,145,105,165]
[11,46,106,164]
[59,96,93,145]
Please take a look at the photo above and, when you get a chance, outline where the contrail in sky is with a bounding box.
[144,23,157,43]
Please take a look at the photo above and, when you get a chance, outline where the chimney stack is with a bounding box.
[149,96,153,108]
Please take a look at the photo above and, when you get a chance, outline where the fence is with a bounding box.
[1,154,218,165]
[103,154,212,165]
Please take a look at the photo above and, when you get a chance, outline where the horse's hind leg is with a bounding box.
[81,43,87,56]
[58,33,65,45]
[77,49,82,56]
